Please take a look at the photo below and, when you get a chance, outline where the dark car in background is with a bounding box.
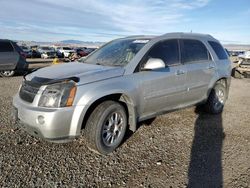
[31,49,41,58]
[0,39,28,77]
[20,46,32,58]
[84,47,97,55]
[37,46,57,59]
[76,48,88,57]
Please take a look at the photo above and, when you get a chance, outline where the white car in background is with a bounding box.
[238,51,250,60]
[57,47,75,58]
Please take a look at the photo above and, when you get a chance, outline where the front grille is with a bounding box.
[19,81,40,103]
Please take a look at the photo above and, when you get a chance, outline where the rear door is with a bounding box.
[139,39,187,116]
[181,39,216,104]
[0,41,19,70]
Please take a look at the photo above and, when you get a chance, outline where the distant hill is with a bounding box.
[223,44,250,51]
[16,40,104,48]
[59,40,104,47]
[60,40,85,44]
[14,39,250,51]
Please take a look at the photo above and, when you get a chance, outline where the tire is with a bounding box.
[85,101,128,155]
[205,82,227,114]
[0,70,15,77]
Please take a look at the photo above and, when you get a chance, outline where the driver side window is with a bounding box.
[147,39,180,66]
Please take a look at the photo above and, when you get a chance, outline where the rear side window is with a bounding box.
[208,41,228,60]
[181,39,210,63]
[148,39,180,66]
[0,41,14,52]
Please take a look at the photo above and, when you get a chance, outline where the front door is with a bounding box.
[139,39,187,117]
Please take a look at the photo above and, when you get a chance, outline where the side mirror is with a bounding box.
[142,58,165,71]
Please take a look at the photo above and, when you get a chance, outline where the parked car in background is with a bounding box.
[76,48,88,57]
[57,47,75,58]
[84,47,97,56]
[75,47,97,57]
[238,51,250,59]
[20,46,32,58]
[31,49,41,58]
[0,39,28,77]
[12,33,231,154]
[37,46,57,59]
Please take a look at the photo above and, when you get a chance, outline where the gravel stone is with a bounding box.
[0,76,250,187]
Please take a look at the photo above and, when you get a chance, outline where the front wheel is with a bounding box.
[205,82,227,114]
[0,70,15,77]
[85,101,128,155]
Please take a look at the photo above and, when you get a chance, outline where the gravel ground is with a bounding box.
[0,76,250,188]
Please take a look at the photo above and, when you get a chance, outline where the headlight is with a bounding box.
[38,82,77,108]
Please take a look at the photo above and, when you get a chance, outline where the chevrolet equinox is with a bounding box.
[12,33,231,154]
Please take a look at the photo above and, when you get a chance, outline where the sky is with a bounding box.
[0,0,250,44]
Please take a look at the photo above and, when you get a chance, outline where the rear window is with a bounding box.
[0,41,14,52]
[181,39,210,63]
[208,41,228,60]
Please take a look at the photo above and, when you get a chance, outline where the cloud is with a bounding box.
[0,0,210,41]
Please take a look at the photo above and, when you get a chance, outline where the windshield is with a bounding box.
[84,38,149,67]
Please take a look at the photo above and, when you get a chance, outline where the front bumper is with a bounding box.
[12,95,80,143]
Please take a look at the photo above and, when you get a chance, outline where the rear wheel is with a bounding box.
[205,82,227,114]
[85,101,127,155]
[0,70,15,77]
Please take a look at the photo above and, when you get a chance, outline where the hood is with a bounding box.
[25,62,125,85]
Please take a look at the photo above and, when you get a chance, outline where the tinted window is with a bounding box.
[148,39,180,66]
[0,41,14,52]
[208,41,228,60]
[182,39,210,63]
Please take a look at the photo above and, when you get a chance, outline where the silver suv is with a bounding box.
[12,33,231,154]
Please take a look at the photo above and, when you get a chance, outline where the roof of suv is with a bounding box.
[123,32,217,41]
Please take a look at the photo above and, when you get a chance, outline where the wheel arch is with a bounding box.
[207,76,230,100]
[81,93,138,132]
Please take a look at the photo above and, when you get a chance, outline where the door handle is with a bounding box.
[207,64,215,69]
[176,70,185,75]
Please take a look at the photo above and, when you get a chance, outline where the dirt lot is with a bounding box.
[0,75,250,187]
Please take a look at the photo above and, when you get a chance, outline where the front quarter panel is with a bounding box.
[72,75,141,135]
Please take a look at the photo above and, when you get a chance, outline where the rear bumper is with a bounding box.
[12,95,80,143]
